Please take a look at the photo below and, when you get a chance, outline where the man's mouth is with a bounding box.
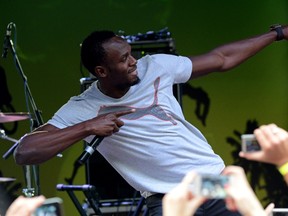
[129,67,137,75]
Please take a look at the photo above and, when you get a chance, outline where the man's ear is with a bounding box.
[94,66,107,78]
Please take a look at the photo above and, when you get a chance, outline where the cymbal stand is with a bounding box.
[0,129,18,143]
[4,22,44,197]
[1,129,19,159]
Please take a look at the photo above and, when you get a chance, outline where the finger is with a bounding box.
[239,150,265,162]
[222,165,242,175]
[190,196,206,213]
[6,195,45,216]
[263,124,279,140]
[254,125,271,149]
[115,119,125,127]
[113,125,120,133]
[115,109,136,117]
[254,124,287,153]
[255,124,279,149]
[26,196,46,213]
[264,203,275,215]
[225,197,237,212]
[182,171,197,185]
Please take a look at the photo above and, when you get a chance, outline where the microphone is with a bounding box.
[77,136,104,165]
[2,23,13,58]
[56,184,95,191]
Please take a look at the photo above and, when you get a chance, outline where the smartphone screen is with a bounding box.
[32,197,64,216]
[191,174,230,198]
[241,134,261,152]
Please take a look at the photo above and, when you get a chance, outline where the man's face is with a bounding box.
[102,36,140,90]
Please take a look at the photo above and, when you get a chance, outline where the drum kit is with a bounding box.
[0,112,30,123]
[1,21,46,197]
[0,112,31,190]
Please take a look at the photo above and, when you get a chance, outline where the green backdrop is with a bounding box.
[0,0,287,215]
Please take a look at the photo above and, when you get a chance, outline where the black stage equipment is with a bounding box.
[80,77,137,201]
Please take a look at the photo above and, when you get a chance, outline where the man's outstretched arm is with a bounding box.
[189,24,287,79]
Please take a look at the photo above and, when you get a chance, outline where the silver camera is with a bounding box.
[241,134,261,152]
[191,174,230,198]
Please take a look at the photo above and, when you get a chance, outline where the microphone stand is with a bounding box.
[6,23,43,197]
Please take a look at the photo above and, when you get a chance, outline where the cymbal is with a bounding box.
[0,177,16,182]
[0,112,30,123]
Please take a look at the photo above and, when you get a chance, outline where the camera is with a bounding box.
[241,134,261,152]
[191,174,230,198]
[32,197,64,216]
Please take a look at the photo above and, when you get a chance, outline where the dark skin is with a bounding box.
[14,26,288,165]
[14,110,135,165]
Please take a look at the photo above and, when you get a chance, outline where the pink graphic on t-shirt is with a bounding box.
[99,77,177,125]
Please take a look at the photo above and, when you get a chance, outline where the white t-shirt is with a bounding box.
[48,54,225,196]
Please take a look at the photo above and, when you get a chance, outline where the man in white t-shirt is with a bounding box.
[15,25,288,215]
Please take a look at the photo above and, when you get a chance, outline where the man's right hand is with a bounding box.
[86,109,135,136]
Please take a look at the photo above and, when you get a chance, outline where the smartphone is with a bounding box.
[32,197,64,216]
[191,174,230,198]
[241,134,261,152]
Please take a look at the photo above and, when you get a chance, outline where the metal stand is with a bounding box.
[1,129,19,159]
[127,196,146,216]
[57,184,102,216]
[0,129,18,143]
[4,22,44,197]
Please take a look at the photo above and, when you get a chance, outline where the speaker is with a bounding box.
[129,38,183,108]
